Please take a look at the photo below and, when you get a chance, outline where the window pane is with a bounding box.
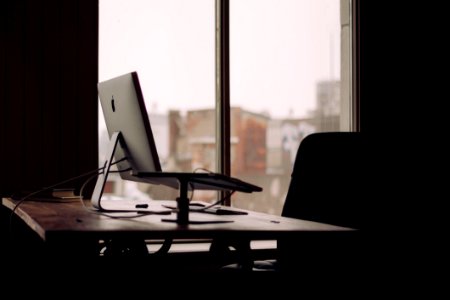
[99,0,215,201]
[230,0,347,214]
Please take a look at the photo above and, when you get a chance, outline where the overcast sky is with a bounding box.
[99,0,340,119]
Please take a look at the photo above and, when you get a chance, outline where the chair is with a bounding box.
[276,131,369,272]
[281,131,367,228]
[222,131,370,272]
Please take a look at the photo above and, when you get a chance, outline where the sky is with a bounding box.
[99,0,340,120]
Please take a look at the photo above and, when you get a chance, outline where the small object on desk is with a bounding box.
[50,188,77,198]
[188,202,206,207]
[13,188,79,200]
[161,217,234,224]
[162,202,206,210]
[135,203,149,209]
[162,203,248,215]
[201,206,248,215]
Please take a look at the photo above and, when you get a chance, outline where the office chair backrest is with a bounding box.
[281,132,368,230]
[275,132,370,273]
[221,132,369,272]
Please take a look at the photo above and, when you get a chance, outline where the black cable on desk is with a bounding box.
[8,158,131,234]
[8,165,106,236]
[78,168,171,218]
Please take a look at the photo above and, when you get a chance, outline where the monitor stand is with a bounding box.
[91,131,195,225]
[91,131,122,211]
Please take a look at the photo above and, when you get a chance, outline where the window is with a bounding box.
[99,0,354,215]
[99,0,215,201]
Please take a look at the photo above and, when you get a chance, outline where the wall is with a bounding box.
[0,0,98,196]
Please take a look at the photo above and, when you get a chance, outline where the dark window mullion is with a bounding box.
[215,0,231,205]
[352,0,361,132]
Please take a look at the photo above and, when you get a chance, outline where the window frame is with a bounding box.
[215,0,231,205]
[215,0,360,206]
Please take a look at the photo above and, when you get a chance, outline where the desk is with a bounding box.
[2,197,355,270]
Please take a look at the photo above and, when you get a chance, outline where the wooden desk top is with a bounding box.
[2,197,353,242]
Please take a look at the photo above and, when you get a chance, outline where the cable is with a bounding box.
[8,158,131,235]
[8,165,106,237]
[9,157,128,203]
[189,190,236,212]
[188,167,217,203]
[187,168,213,203]
[78,172,102,212]
[78,168,169,218]
[190,167,238,209]
[11,166,104,209]
[188,182,195,202]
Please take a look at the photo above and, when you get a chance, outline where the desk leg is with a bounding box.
[101,238,148,256]
[210,238,253,271]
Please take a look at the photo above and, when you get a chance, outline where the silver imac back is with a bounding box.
[98,71,162,183]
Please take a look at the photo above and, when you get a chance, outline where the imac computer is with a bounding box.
[93,72,262,224]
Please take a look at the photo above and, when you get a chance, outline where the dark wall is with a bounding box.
[359,0,384,134]
[358,2,425,228]
[0,0,98,196]
[358,1,405,135]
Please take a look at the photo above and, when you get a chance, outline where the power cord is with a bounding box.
[8,158,131,234]
[9,157,130,211]
[78,168,170,218]
[189,190,236,211]
[189,167,237,210]
[8,165,105,236]
[187,168,213,203]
